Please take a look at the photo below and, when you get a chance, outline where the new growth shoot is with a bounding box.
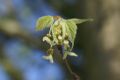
[36,15,93,63]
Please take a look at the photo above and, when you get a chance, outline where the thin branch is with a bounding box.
[64,59,80,80]
[57,45,80,80]
[0,22,48,51]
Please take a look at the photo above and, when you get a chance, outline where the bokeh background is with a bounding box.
[0,0,120,80]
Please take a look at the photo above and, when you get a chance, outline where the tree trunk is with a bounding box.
[82,0,120,80]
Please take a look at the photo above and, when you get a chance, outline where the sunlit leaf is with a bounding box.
[60,19,66,38]
[36,16,54,31]
[65,20,77,50]
[67,18,93,24]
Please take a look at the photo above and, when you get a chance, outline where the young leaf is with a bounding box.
[36,16,54,31]
[67,18,93,24]
[65,20,77,50]
[67,52,78,57]
[60,19,67,38]
[43,54,54,63]
[63,51,78,59]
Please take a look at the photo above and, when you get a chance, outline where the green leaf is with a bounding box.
[43,54,54,63]
[68,18,93,24]
[65,20,77,50]
[36,16,54,31]
[60,19,66,38]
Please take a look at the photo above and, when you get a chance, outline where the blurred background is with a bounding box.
[0,0,120,80]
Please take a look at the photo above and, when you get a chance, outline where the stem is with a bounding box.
[64,59,80,80]
[57,45,80,80]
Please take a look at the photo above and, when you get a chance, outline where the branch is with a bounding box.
[57,45,80,80]
[0,20,48,51]
[0,45,23,80]
[64,59,80,80]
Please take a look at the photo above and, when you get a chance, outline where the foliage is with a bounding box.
[36,15,93,63]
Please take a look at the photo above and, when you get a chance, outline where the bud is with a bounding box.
[58,35,62,40]
[43,54,54,63]
[65,33,69,40]
[43,36,51,45]
[53,16,61,20]
[46,34,51,38]
[64,40,69,45]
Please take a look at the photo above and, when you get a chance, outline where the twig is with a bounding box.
[64,59,80,80]
[57,45,80,80]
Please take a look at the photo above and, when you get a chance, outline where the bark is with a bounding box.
[81,0,120,80]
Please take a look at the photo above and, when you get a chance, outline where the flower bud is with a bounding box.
[46,34,51,38]
[58,35,62,40]
[43,36,51,45]
[43,54,54,63]
[64,40,69,45]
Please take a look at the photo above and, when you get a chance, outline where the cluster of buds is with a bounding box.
[36,15,92,63]
[42,16,77,63]
[36,15,93,63]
